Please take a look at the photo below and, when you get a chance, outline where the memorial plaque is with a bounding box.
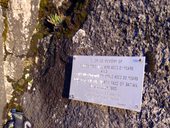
[69,56,145,112]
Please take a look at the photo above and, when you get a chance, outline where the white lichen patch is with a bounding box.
[72,29,94,54]
[27,86,31,90]
[4,55,24,80]
[27,79,33,90]
[33,87,36,91]
[72,29,86,43]
[53,0,67,8]
[35,56,39,64]
[5,0,40,55]
[2,0,40,103]
[25,73,30,80]
[3,55,25,102]
[10,0,31,28]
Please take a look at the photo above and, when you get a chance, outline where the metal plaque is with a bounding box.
[69,56,145,112]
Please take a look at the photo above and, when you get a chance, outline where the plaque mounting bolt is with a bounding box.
[69,95,74,99]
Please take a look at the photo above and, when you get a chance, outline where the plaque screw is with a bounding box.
[69,95,74,99]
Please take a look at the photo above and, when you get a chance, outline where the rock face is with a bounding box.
[0,6,6,127]
[22,0,169,128]
[0,0,40,126]
[52,0,66,8]
[67,0,170,127]
[3,0,40,102]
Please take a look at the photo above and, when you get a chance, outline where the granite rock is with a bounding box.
[22,0,170,128]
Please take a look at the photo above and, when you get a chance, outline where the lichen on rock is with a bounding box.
[1,0,41,124]
[1,0,170,127]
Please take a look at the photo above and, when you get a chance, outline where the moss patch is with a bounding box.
[3,0,59,120]
[28,0,90,57]
[27,0,58,58]
[1,5,13,61]
[60,0,90,38]
[2,14,8,42]
[3,0,90,124]
[0,0,9,8]
[3,67,33,120]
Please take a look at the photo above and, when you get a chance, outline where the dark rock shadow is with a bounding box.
[62,56,73,98]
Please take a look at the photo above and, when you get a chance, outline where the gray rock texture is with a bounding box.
[22,0,170,128]
[52,0,66,8]
[68,0,170,128]
[0,0,40,126]
[0,6,6,128]
[3,0,40,102]
[6,0,40,56]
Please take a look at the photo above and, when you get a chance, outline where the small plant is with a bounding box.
[47,13,64,27]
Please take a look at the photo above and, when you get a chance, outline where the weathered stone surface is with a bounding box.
[0,6,6,128]
[70,0,170,127]
[3,55,26,102]
[20,0,169,128]
[22,35,70,128]
[52,0,66,8]
[6,0,40,55]
[3,0,40,102]
[64,102,109,128]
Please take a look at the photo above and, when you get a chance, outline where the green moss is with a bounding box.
[2,14,8,42]
[3,0,56,116]
[3,63,35,122]
[39,0,48,18]
[38,0,90,38]
[59,0,90,38]
[40,0,48,9]
[3,0,90,123]
[4,95,23,121]
[3,72,31,120]
[27,32,44,57]
[27,0,59,57]
[1,5,13,61]
[47,13,65,27]
[28,0,88,52]
[0,0,9,8]
[39,0,57,23]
